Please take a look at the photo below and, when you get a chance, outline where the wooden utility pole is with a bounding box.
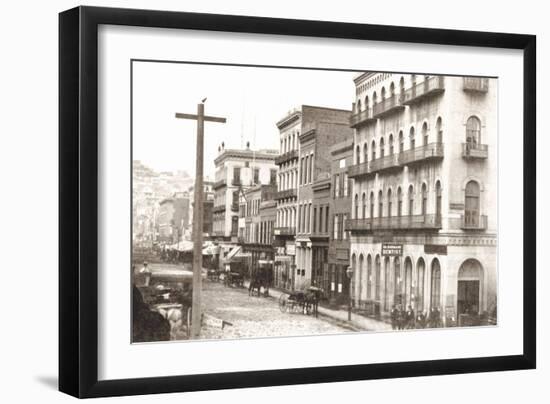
[175,102,226,339]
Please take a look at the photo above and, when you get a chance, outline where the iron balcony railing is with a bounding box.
[350,107,376,128]
[274,188,297,200]
[345,214,442,232]
[401,76,445,105]
[463,77,489,93]
[398,142,444,166]
[462,142,488,159]
[372,94,405,118]
[274,226,296,236]
[348,153,401,178]
[460,214,488,230]
[213,178,227,189]
[275,149,299,165]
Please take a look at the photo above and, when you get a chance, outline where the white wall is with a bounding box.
[0,0,546,403]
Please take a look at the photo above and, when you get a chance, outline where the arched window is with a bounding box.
[390,82,395,97]
[371,139,376,161]
[409,127,416,149]
[417,258,426,311]
[378,190,383,218]
[363,142,368,163]
[399,77,405,95]
[365,96,369,111]
[436,117,443,143]
[431,259,441,310]
[465,180,481,226]
[411,74,417,87]
[422,122,429,145]
[408,185,414,216]
[398,131,404,153]
[354,194,359,219]
[356,99,362,113]
[369,191,375,219]
[435,181,442,218]
[380,137,385,158]
[375,255,381,301]
[373,91,378,105]
[397,187,403,217]
[366,255,372,299]
[387,188,392,217]
[421,183,428,216]
[389,134,394,155]
[362,192,367,219]
[466,116,481,146]
[381,87,386,101]
[355,145,361,165]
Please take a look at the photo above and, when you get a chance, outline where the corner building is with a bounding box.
[347,73,497,325]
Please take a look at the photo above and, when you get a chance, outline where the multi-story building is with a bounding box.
[311,173,331,290]
[212,143,278,265]
[327,139,354,306]
[346,73,497,325]
[188,180,215,238]
[157,191,191,244]
[275,105,352,291]
[237,184,277,279]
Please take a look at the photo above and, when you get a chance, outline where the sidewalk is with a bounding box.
[265,286,392,332]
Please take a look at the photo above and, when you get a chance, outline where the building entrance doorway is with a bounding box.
[457,259,483,316]
[457,280,480,315]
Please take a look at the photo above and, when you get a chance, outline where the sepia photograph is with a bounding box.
[131,61,498,343]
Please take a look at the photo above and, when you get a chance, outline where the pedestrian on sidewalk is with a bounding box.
[390,305,400,330]
[405,305,415,329]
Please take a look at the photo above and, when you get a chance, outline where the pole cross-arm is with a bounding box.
[175,112,226,123]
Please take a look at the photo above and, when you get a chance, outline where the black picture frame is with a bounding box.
[59,5,536,398]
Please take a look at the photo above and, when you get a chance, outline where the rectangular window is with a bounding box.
[319,206,323,234]
[253,168,260,184]
[313,207,317,234]
[333,214,339,240]
[270,169,277,185]
[343,214,348,239]
[325,206,330,233]
[233,167,241,185]
[335,174,340,197]
[343,173,348,196]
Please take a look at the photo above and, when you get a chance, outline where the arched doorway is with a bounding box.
[351,254,357,302]
[457,259,483,315]
[366,254,372,299]
[416,258,426,312]
[393,257,401,306]
[404,257,413,307]
[430,258,441,310]
[384,257,390,311]
[357,254,364,303]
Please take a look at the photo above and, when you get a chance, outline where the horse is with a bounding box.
[248,274,268,297]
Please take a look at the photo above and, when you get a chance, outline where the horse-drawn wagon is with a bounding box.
[278,286,324,317]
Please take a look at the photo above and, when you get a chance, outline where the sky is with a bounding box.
[132,61,356,179]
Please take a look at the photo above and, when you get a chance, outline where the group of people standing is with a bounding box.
[390,305,442,330]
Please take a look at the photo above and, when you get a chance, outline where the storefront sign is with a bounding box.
[381,243,403,256]
[424,244,448,255]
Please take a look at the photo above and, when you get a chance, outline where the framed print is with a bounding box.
[59,6,536,398]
